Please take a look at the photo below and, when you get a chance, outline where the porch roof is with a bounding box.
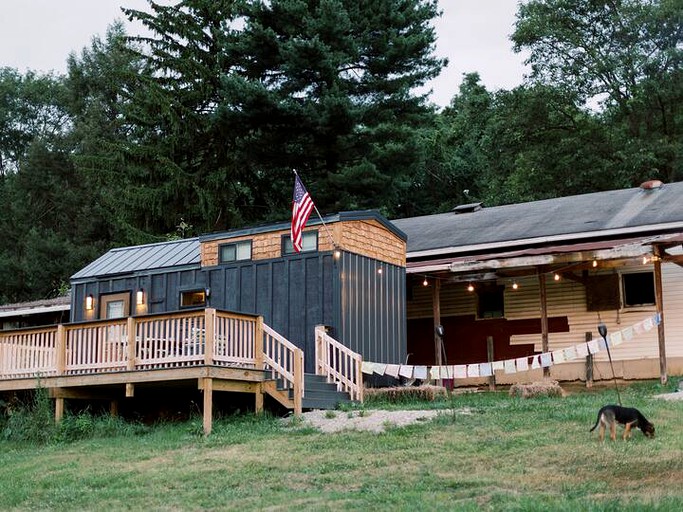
[392,181,683,260]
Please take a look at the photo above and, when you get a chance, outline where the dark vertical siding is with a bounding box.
[337,253,406,365]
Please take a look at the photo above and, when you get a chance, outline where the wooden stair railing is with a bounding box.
[314,326,363,402]
[261,324,304,415]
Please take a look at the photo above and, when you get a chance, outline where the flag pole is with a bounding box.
[293,169,337,249]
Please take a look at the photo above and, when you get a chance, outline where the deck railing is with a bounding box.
[0,309,294,383]
[315,326,364,402]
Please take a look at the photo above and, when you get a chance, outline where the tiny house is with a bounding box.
[70,211,407,372]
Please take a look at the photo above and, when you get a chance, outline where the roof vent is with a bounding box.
[640,179,663,190]
[452,202,483,214]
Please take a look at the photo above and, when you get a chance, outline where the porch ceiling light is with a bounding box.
[554,273,561,281]
[422,277,429,287]
[512,282,519,290]
[467,283,474,292]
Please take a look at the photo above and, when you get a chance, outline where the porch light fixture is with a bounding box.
[377,267,383,275]
[467,283,474,292]
[592,260,598,268]
[554,273,561,281]
[136,288,145,306]
[85,294,94,310]
[643,256,649,265]
[512,281,519,290]
[333,248,342,259]
[422,277,429,287]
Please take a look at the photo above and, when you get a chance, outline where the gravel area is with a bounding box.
[286,408,471,433]
[654,391,683,401]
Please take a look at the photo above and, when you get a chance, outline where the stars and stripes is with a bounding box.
[291,174,315,252]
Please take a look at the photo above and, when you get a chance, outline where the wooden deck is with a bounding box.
[0,308,364,434]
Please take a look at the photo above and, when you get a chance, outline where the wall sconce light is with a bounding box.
[136,289,145,306]
[333,248,342,259]
[642,256,649,265]
[377,267,383,275]
[85,294,94,310]
[205,287,211,298]
[422,277,429,287]
[467,283,474,292]
[512,281,519,290]
[592,260,598,268]
[554,273,561,281]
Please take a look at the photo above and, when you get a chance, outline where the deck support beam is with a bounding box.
[538,267,550,378]
[203,377,213,436]
[255,383,264,414]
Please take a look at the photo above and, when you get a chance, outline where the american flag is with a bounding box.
[291,174,315,252]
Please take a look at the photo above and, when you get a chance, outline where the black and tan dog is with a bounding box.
[590,405,655,441]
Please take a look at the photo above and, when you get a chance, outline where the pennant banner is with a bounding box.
[360,315,657,381]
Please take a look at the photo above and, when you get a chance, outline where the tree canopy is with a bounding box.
[1,0,681,303]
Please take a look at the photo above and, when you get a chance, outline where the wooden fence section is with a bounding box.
[315,326,364,402]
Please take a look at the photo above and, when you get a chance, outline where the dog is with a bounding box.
[590,405,655,441]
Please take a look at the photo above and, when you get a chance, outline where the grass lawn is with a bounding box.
[1,379,681,511]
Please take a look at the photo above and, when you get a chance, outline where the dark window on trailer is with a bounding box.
[282,230,318,255]
[219,240,252,263]
[477,284,504,319]
[622,272,655,307]
[180,290,206,307]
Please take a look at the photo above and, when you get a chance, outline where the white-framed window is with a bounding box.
[219,240,252,263]
[282,230,318,255]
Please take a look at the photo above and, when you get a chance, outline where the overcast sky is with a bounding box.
[0,0,528,108]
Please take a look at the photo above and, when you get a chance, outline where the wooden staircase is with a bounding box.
[264,373,353,411]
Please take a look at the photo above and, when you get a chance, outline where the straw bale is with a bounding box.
[509,380,565,398]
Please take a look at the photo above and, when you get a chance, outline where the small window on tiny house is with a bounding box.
[477,284,504,319]
[282,230,318,255]
[622,272,656,307]
[219,240,252,263]
[180,290,206,307]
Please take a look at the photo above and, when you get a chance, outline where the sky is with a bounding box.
[0,0,529,108]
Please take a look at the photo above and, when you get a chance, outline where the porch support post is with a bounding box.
[653,247,667,385]
[538,268,550,378]
[255,383,264,414]
[55,397,64,423]
[432,278,442,374]
[203,377,213,436]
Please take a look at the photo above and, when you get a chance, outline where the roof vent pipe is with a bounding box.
[452,202,483,214]
[640,180,663,190]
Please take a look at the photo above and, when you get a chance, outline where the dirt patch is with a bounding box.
[286,408,471,433]
[654,391,683,401]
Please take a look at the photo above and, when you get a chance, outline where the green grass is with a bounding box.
[1,379,681,511]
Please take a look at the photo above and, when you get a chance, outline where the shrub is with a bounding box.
[2,387,55,443]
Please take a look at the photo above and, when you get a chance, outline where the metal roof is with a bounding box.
[71,238,200,280]
[391,182,683,258]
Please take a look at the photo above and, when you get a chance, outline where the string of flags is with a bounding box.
[361,314,661,380]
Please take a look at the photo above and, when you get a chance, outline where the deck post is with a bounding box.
[432,278,442,385]
[204,308,215,366]
[56,324,66,375]
[126,317,136,371]
[55,397,64,423]
[203,377,213,436]
[255,383,264,414]
[254,316,264,370]
[585,332,593,388]
[653,248,668,385]
[486,336,496,391]
[293,350,303,416]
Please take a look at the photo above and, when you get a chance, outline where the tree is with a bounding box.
[0,68,69,175]
[512,0,683,182]
[122,0,446,229]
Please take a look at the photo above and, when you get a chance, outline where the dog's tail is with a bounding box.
[589,410,602,432]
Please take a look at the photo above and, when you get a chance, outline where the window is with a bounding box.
[219,240,252,263]
[99,292,130,320]
[622,272,655,307]
[181,290,206,308]
[477,284,504,319]
[283,230,318,255]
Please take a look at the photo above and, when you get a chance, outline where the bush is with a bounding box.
[2,387,55,443]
